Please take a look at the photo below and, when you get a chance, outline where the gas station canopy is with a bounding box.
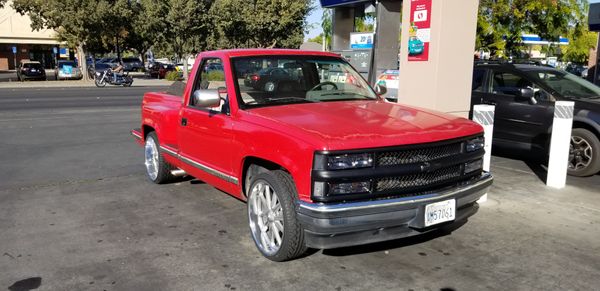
[320,0,371,8]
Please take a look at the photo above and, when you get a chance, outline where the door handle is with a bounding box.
[181,118,187,126]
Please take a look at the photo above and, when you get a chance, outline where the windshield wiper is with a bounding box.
[265,97,315,103]
[319,92,373,100]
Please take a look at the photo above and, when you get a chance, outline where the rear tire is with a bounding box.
[144,132,175,184]
[247,170,307,261]
[568,128,600,177]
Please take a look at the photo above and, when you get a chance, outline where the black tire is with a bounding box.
[94,77,106,87]
[123,78,133,87]
[144,132,175,184]
[247,170,307,261]
[568,128,600,177]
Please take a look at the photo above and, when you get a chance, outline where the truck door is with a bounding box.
[178,57,237,185]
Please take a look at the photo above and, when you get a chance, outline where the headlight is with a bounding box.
[95,72,101,76]
[327,153,373,170]
[328,181,371,195]
[466,137,484,152]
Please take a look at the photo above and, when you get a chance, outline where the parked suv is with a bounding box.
[122,57,144,72]
[17,60,46,81]
[471,61,600,176]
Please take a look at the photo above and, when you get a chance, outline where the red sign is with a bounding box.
[408,0,432,62]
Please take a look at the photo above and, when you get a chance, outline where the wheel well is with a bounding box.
[142,125,155,139]
[573,121,600,138]
[242,157,287,197]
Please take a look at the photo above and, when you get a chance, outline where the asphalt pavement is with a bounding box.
[0,87,599,290]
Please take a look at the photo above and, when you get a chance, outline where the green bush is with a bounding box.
[165,71,181,81]
[201,71,225,81]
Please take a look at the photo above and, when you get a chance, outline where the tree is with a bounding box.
[11,0,135,80]
[355,15,374,33]
[307,34,323,45]
[562,31,597,63]
[162,0,212,79]
[321,8,332,51]
[476,0,588,58]
[126,0,169,64]
[208,0,312,49]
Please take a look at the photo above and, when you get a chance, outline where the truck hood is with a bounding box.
[246,100,483,151]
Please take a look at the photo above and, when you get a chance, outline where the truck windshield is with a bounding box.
[232,56,377,107]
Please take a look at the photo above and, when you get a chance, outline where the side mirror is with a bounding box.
[192,89,221,108]
[375,84,387,96]
[516,88,537,105]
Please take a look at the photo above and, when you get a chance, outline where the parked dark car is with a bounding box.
[147,62,176,79]
[243,67,299,92]
[565,63,588,78]
[98,57,118,66]
[122,57,144,72]
[17,61,46,81]
[471,62,600,176]
[87,63,113,79]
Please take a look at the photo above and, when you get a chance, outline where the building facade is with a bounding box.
[0,1,62,70]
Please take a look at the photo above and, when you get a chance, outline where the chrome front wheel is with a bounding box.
[248,180,284,256]
[246,170,307,261]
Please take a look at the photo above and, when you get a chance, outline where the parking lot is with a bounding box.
[0,87,599,290]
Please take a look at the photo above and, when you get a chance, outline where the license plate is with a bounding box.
[424,199,456,227]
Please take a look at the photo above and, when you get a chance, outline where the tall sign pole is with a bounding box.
[12,46,17,69]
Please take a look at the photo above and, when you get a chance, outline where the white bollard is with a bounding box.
[472,104,495,203]
[546,101,574,189]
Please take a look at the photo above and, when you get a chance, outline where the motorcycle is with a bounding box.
[94,69,133,87]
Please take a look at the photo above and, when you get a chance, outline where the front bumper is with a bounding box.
[296,172,492,249]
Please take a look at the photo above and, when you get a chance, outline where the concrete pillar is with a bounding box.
[332,7,354,51]
[372,0,402,84]
[398,0,479,118]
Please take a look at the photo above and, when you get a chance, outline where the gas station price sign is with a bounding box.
[408,0,432,62]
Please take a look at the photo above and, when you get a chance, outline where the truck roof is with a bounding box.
[201,49,340,58]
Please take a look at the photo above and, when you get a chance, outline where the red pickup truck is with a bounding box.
[131,49,493,261]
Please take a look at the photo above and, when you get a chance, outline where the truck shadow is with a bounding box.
[8,277,42,291]
[321,220,467,257]
[492,146,548,182]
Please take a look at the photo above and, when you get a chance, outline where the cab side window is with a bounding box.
[492,71,532,96]
[190,58,227,113]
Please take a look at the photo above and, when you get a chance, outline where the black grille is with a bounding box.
[375,165,462,193]
[376,142,463,166]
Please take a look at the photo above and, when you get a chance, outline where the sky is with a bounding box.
[304,1,324,41]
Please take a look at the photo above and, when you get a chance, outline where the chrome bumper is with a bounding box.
[296,172,493,249]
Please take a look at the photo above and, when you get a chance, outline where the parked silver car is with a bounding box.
[54,60,83,80]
